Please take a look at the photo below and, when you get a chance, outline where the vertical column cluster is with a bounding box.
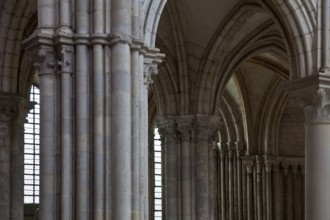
[23,0,164,219]
[215,153,305,220]
[157,115,221,220]
[215,141,244,220]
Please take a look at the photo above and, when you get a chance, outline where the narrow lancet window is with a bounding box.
[154,127,162,219]
[24,85,40,204]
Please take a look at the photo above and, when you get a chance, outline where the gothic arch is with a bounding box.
[261,0,316,79]
[193,3,286,114]
[0,0,36,93]
[143,0,167,47]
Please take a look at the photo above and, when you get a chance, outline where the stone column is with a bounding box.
[177,118,193,220]
[235,142,244,220]
[11,98,34,220]
[38,0,55,28]
[110,0,133,217]
[242,157,254,220]
[263,156,274,220]
[0,104,13,220]
[255,156,262,220]
[286,74,330,220]
[272,161,283,220]
[219,143,226,220]
[283,164,293,220]
[58,44,74,220]
[301,164,305,220]
[193,115,221,220]
[158,119,178,220]
[75,0,90,219]
[92,9,106,217]
[131,44,141,220]
[227,143,234,220]
[0,95,27,220]
[34,45,59,220]
[292,165,302,220]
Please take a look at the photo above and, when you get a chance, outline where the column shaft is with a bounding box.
[111,0,132,217]
[75,44,90,220]
[286,75,330,220]
[140,55,148,220]
[182,140,192,219]
[163,126,178,220]
[105,45,112,219]
[265,164,272,220]
[10,111,25,220]
[256,158,262,220]
[39,72,57,220]
[305,123,330,220]
[244,159,254,220]
[236,148,242,220]
[228,148,233,220]
[131,49,140,220]
[273,163,283,220]
[93,43,105,219]
[293,166,302,220]
[38,0,56,28]
[59,0,71,26]
[75,0,90,218]
[60,70,73,220]
[219,148,225,220]
[111,42,132,219]
[0,123,10,220]
[143,63,149,220]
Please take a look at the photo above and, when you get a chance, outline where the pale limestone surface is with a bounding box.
[0,0,329,220]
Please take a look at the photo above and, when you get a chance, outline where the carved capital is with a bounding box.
[242,156,255,174]
[58,45,74,73]
[176,117,193,143]
[144,62,158,88]
[286,73,330,123]
[156,118,177,142]
[31,46,58,75]
[23,32,59,75]
[192,115,222,143]
[0,124,9,146]
[281,163,291,175]
[0,95,20,122]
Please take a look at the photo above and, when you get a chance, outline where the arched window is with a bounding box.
[153,127,163,219]
[24,85,40,204]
